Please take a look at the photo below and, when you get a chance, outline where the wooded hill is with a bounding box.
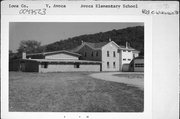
[45,26,144,55]
[10,26,144,60]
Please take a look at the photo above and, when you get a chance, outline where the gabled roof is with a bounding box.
[68,45,83,53]
[69,41,139,52]
[27,50,81,57]
[84,41,138,51]
[68,42,109,52]
[21,59,102,64]
[129,56,144,66]
[84,42,109,49]
[73,41,118,51]
[119,45,135,51]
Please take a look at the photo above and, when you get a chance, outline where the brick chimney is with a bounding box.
[22,52,26,59]
[126,42,130,48]
[81,40,84,45]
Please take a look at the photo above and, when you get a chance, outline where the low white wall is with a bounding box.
[39,63,100,73]
[45,53,79,60]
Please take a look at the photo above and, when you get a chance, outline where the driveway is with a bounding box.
[89,72,144,90]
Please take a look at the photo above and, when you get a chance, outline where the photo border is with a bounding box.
[1,15,152,119]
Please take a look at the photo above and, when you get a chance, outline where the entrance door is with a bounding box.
[20,62,26,72]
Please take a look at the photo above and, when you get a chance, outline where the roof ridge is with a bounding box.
[27,50,81,56]
[84,41,108,44]
[83,41,110,49]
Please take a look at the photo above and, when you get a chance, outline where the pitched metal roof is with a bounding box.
[84,42,109,49]
[119,45,135,50]
[82,41,137,51]
[38,41,139,54]
[68,45,82,52]
[67,42,109,52]
[26,50,81,57]
[21,59,102,64]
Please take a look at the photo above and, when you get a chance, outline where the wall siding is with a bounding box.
[9,60,20,71]
[24,61,39,72]
[77,45,101,61]
[9,60,39,72]
[121,50,133,66]
[102,43,119,71]
[39,63,100,73]
[134,59,144,72]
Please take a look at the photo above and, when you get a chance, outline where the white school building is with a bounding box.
[10,40,141,72]
[73,40,140,71]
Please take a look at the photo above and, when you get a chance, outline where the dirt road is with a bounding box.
[89,72,144,90]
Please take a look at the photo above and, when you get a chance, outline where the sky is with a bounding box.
[9,22,143,52]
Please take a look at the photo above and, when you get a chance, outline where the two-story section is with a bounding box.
[74,40,121,71]
[118,42,140,71]
[101,41,120,71]
[74,40,140,72]
[75,42,104,61]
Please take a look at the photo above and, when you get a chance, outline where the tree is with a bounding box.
[9,50,16,60]
[45,26,144,53]
[17,40,42,54]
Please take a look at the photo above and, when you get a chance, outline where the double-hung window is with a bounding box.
[107,51,109,57]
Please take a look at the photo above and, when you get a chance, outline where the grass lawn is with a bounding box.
[9,72,144,112]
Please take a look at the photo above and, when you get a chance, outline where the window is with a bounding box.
[123,59,126,61]
[91,52,93,57]
[113,51,116,57]
[135,63,144,67]
[123,50,126,52]
[41,62,48,68]
[84,52,87,57]
[107,51,109,57]
[113,62,116,68]
[107,62,110,68]
[74,63,80,68]
[128,51,131,52]
[96,51,98,57]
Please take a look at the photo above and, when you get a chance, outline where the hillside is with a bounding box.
[45,26,144,55]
